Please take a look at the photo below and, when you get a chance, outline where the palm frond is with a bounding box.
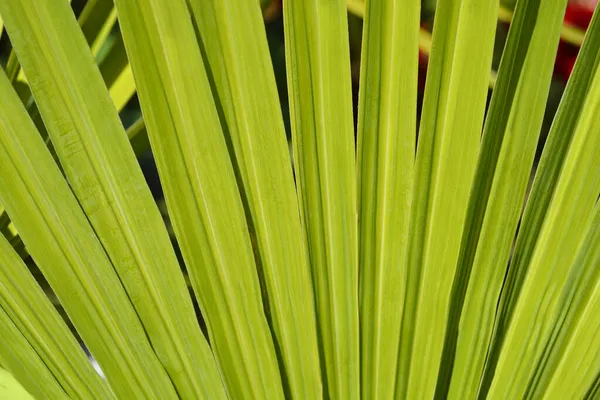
[397,1,498,398]
[438,0,568,397]
[0,368,35,400]
[187,0,323,397]
[0,0,600,399]
[115,0,285,397]
[541,204,600,398]
[356,0,418,398]
[284,1,359,398]
[498,4,586,46]
[0,66,177,399]
[482,5,600,396]
[0,234,114,399]
[486,8,600,394]
[0,1,224,397]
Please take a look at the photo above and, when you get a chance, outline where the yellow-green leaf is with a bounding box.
[437,0,568,397]
[0,309,68,400]
[114,0,285,397]
[498,4,586,46]
[284,1,358,398]
[125,116,150,156]
[486,34,600,398]
[397,0,498,398]
[0,368,35,400]
[481,6,600,395]
[0,68,177,400]
[0,234,114,399]
[356,0,418,398]
[533,205,600,398]
[0,1,225,398]
[77,0,116,53]
[187,0,323,397]
[98,32,135,111]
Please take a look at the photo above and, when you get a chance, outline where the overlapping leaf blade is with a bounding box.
[356,0,418,398]
[396,0,498,398]
[0,368,35,400]
[486,34,600,398]
[531,204,600,399]
[435,0,568,397]
[498,4,586,46]
[187,0,322,397]
[0,1,225,398]
[1,1,600,399]
[0,307,69,400]
[0,69,177,399]
[0,0,133,261]
[98,32,136,112]
[78,0,116,51]
[125,117,150,156]
[114,0,285,398]
[284,0,359,398]
[481,5,600,396]
[0,234,114,399]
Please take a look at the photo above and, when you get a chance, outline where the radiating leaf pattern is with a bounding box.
[0,234,114,400]
[0,68,178,400]
[114,0,284,397]
[186,1,322,397]
[284,0,358,398]
[438,0,568,397]
[0,0,225,398]
[397,1,498,398]
[356,0,418,398]
[0,0,599,399]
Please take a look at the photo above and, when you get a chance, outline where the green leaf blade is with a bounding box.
[114,0,287,397]
[77,0,115,49]
[0,368,36,400]
[486,56,600,397]
[188,0,323,397]
[0,69,177,400]
[284,1,359,398]
[437,0,568,397]
[0,235,114,400]
[481,6,600,395]
[531,204,600,399]
[0,1,225,397]
[0,309,70,400]
[397,0,498,398]
[543,280,600,400]
[356,0,419,398]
